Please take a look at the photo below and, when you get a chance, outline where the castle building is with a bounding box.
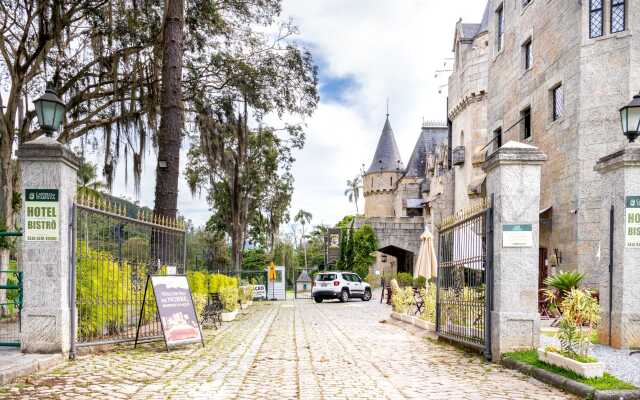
[358,116,447,276]
[436,0,639,296]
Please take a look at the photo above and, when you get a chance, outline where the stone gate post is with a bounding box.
[482,141,546,361]
[595,144,640,348]
[17,136,78,354]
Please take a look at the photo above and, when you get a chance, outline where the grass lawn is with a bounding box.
[504,349,636,391]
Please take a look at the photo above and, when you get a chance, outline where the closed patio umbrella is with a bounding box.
[414,228,438,281]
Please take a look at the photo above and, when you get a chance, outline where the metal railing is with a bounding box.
[436,196,493,359]
[71,195,186,352]
[0,231,23,347]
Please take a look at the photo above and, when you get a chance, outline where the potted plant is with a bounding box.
[220,286,239,322]
[537,288,604,378]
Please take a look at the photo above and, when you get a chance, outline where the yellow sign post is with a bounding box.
[268,262,276,281]
[267,262,277,301]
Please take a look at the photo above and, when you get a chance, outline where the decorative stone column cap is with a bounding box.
[594,143,640,174]
[16,135,79,170]
[482,141,547,173]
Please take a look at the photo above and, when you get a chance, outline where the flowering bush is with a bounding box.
[220,286,239,312]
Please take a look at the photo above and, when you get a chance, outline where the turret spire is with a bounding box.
[366,115,404,174]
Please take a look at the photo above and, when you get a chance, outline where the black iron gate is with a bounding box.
[71,195,186,354]
[436,196,493,359]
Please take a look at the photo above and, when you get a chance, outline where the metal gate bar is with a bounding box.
[71,196,186,352]
[436,196,493,359]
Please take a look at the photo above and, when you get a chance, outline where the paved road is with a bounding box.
[0,297,574,399]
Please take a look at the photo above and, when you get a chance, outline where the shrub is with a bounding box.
[187,271,207,296]
[555,288,600,359]
[413,275,427,288]
[419,282,437,323]
[397,272,413,287]
[391,287,414,314]
[220,286,239,312]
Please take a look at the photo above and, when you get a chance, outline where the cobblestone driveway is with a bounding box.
[0,297,574,399]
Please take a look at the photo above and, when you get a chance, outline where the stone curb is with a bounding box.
[0,353,64,385]
[502,357,640,399]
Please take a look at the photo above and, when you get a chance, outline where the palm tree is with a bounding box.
[344,176,362,214]
[294,209,313,270]
[77,160,104,199]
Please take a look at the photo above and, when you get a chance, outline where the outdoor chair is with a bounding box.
[385,285,393,305]
[413,288,425,316]
[200,293,223,329]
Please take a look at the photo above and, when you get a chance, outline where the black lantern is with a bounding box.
[620,93,640,143]
[33,82,65,137]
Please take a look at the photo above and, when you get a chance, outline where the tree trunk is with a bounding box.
[153,0,185,220]
[0,100,16,317]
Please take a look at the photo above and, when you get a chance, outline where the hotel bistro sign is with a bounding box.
[24,189,59,241]
[625,196,640,248]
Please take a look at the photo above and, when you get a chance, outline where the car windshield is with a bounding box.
[316,274,336,281]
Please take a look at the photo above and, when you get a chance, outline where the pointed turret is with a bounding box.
[367,117,404,173]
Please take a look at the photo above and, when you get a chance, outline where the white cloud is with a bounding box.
[91,0,488,228]
[283,0,488,226]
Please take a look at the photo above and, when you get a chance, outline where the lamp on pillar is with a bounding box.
[619,93,640,143]
[33,82,65,138]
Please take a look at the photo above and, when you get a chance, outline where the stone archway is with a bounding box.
[378,245,415,275]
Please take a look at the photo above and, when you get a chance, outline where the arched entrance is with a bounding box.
[378,245,414,275]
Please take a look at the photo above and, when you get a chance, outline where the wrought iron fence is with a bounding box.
[71,195,186,352]
[436,197,493,359]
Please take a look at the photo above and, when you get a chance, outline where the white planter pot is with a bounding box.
[537,349,604,378]
[247,301,253,306]
[240,303,248,310]
[401,314,414,324]
[414,318,436,331]
[221,310,238,322]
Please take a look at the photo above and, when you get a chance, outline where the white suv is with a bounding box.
[312,272,372,303]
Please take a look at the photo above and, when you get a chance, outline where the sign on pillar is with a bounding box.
[24,189,60,241]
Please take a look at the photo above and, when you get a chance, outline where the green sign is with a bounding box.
[502,224,533,247]
[24,189,59,241]
[625,196,640,248]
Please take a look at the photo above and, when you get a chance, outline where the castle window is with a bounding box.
[589,0,604,38]
[495,4,504,52]
[611,0,626,33]
[491,127,502,155]
[552,84,563,121]
[390,177,393,186]
[522,38,532,70]
[522,0,532,7]
[521,107,532,140]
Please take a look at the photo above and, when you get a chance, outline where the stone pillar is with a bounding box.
[482,141,546,361]
[17,136,78,354]
[595,144,640,348]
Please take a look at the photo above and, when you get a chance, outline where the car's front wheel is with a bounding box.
[362,289,372,301]
[340,289,349,303]
[313,296,323,303]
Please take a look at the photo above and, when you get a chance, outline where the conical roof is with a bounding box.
[404,123,448,178]
[367,117,404,174]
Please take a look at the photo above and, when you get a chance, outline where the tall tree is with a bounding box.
[153,0,185,219]
[184,11,318,274]
[294,209,312,270]
[344,175,362,214]
[0,0,161,307]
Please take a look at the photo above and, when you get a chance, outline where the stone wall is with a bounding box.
[363,171,404,217]
[448,24,489,213]
[482,0,638,287]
